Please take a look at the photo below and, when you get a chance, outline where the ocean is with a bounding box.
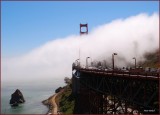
[1,83,57,114]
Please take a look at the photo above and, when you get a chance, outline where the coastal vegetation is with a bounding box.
[42,77,75,114]
[140,50,159,68]
[56,77,75,114]
[59,85,75,114]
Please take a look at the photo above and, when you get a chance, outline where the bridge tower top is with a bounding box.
[80,23,88,35]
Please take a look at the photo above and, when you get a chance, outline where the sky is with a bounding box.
[2,1,159,57]
[1,1,159,87]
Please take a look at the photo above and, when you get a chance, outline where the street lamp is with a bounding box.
[112,53,117,70]
[88,57,92,67]
[75,59,79,67]
[132,57,136,69]
[86,57,90,69]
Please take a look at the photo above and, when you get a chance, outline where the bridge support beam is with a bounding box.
[73,67,159,114]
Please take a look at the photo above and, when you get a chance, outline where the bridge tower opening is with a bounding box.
[80,23,88,35]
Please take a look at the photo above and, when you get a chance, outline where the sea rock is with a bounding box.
[10,89,25,106]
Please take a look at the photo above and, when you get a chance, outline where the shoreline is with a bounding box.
[42,93,58,114]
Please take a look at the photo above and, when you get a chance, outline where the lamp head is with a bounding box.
[113,53,117,55]
[76,59,79,61]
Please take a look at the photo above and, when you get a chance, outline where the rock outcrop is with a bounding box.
[10,89,25,106]
[55,87,63,93]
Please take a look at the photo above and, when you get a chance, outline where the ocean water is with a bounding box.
[1,84,57,114]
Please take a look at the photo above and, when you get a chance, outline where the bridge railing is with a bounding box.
[73,65,159,80]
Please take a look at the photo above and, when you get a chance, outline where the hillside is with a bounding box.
[55,81,75,114]
[140,50,159,68]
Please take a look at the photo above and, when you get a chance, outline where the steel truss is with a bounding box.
[73,69,159,114]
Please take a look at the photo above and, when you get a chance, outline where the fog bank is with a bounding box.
[2,13,159,86]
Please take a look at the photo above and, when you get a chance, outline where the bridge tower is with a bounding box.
[80,23,88,35]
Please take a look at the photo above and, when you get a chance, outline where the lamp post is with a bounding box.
[86,57,90,69]
[132,57,136,69]
[75,59,79,67]
[89,57,92,67]
[112,53,117,70]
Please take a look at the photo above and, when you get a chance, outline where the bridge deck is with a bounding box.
[74,67,159,81]
[72,66,159,114]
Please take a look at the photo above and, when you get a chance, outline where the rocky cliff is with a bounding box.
[10,89,25,106]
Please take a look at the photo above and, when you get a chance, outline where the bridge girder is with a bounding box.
[72,68,159,114]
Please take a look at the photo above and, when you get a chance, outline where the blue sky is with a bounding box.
[2,1,159,57]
